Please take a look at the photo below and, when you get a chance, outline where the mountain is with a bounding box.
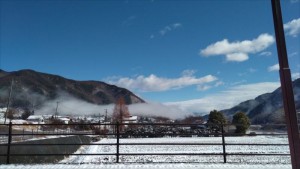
[221,78,300,124]
[0,69,145,110]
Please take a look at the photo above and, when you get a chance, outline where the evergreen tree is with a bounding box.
[207,110,226,131]
[21,108,32,120]
[232,112,251,134]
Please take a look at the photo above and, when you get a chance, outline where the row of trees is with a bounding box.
[4,108,34,121]
[207,110,250,134]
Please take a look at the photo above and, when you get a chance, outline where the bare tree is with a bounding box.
[112,97,130,131]
[5,109,16,121]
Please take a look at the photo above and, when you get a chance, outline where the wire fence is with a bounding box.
[0,122,291,164]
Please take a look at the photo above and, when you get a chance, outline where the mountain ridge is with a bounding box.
[0,69,145,110]
[221,78,300,124]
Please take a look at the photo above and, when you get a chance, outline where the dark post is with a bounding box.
[221,124,226,163]
[271,0,300,169]
[6,122,12,164]
[116,122,120,163]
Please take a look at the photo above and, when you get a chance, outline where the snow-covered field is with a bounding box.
[61,136,290,164]
[0,135,292,169]
[0,163,292,169]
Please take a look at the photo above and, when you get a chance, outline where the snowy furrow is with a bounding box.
[0,163,292,169]
[61,136,290,164]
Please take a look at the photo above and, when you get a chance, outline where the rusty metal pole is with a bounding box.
[6,122,12,164]
[221,124,227,163]
[271,0,300,168]
[116,122,120,163]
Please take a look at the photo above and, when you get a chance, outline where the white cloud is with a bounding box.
[159,23,182,36]
[36,92,115,116]
[231,80,247,86]
[181,69,197,77]
[122,15,137,26]
[248,68,257,73]
[259,51,272,56]
[197,85,212,91]
[214,81,224,87]
[173,23,182,28]
[200,33,275,62]
[237,68,257,77]
[106,71,217,92]
[291,0,299,4]
[284,18,300,37]
[268,63,280,72]
[289,52,298,57]
[238,72,246,77]
[129,102,187,119]
[196,80,224,91]
[34,92,188,119]
[292,72,300,79]
[165,82,280,115]
[226,53,249,62]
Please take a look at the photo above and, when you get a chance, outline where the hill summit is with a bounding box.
[0,69,145,110]
[221,78,300,124]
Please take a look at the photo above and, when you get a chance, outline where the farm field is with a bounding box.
[61,136,291,164]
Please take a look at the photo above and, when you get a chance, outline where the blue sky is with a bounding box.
[1,0,300,115]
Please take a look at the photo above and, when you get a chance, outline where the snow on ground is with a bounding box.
[0,164,292,169]
[61,136,290,164]
[0,135,292,169]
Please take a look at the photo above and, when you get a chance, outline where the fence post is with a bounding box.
[6,121,12,164]
[221,124,227,163]
[116,122,120,163]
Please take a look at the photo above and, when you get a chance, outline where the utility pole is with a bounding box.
[4,79,13,124]
[55,101,59,119]
[105,109,108,122]
[271,0,300,168]
[104,109,108,131]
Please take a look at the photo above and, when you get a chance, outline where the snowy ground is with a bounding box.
[0,163,292,169]
[61,136,290,164]
[0,136,292,169]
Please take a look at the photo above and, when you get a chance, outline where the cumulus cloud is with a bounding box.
[166,82,280,115]
[226,53,249,62]
[106,71,217,92]
[200,33,275,62]
[284,18,300,37]
[268,63,280,72]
